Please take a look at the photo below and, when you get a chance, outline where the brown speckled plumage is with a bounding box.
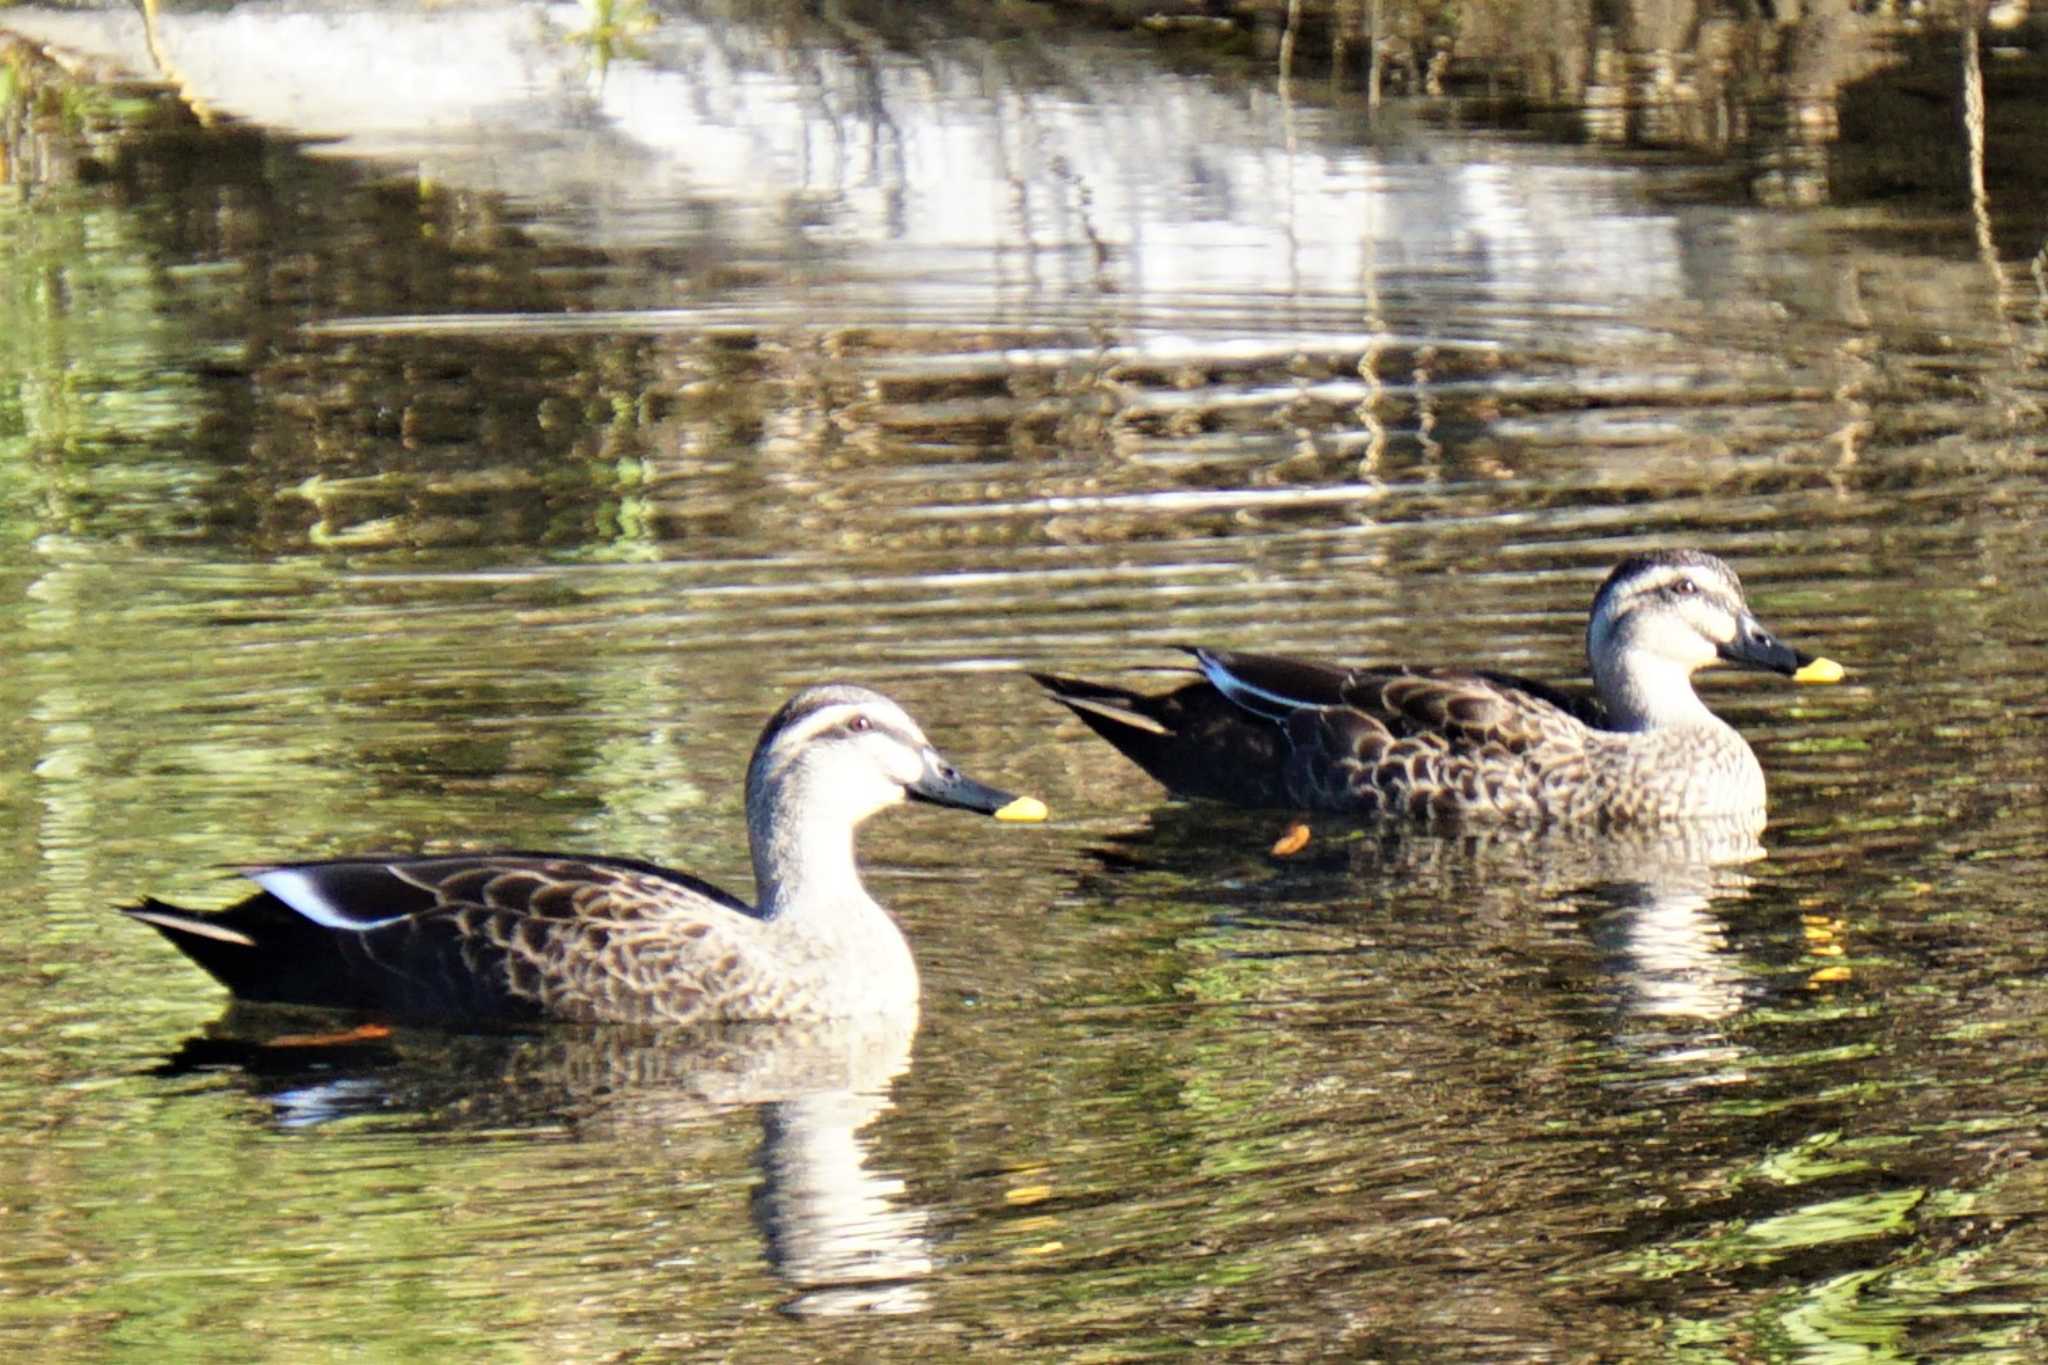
[124,685,1044,1026]
[1035,550,1839,829]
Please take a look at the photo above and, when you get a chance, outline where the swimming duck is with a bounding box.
[124,684,1048,1026]
[1033,550,1841,828]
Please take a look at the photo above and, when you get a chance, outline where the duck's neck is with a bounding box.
[1596,653,1724,733]
[742,774,921,1017]
[748,778,870,921]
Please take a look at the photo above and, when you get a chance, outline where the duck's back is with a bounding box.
[1260,664,1594,819]
[129,854,844,1027]
[1192,652,1766,826]
[1276,675,1766,825]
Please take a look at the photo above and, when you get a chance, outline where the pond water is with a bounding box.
[3,0,2047,1358]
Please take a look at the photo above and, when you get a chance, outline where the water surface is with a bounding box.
[3,2,2047,1358]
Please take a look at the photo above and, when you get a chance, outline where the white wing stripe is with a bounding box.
[251,868,409,932]
[1198,654,1319,720]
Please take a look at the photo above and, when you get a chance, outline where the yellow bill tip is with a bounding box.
[1794,657,1845,685]
[994,795,1049,823]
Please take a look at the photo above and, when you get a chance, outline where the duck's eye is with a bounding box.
[846,715,873,734]
[1672,578,1699,596]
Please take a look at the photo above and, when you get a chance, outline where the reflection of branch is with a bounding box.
[1960,25,2041,427]
[2034,239,2048,333]
[2011,45,2048,337]
[139,0,217,126]
[1279,0,1301,95]
[1961,27,1998,293]
[1369,0,1382,112]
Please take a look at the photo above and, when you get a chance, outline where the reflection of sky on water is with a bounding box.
[1,1,1694,326]
[164,1012,933,1315]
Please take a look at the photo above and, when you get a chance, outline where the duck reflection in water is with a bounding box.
[159,1009,936,1317]
[1565,820,1767,1035]
[1086,804,1801,1096]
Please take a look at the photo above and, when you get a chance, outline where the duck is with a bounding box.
[1032,550,1842,828]
[123,684,1048,1027]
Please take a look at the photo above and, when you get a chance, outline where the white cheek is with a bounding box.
[843,744,912,800]
[880,746,925,789]
[1681,624,1721,666]
[860,767,909,815]
[1657,610,1718,662]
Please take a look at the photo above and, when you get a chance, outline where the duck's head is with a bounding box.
[747,683,1048,828]
[1586,550,1840,727]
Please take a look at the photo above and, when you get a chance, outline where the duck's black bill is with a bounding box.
[1719,615,1843,683]
[910,754,1048,822]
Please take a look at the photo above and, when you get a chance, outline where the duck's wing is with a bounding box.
[1195,648,1601,816]
[289,853,755,929]
[1467,669,1610,729]
[123,854,770,1025]
[1036,652,1605,817]
[1195,648,1598,744]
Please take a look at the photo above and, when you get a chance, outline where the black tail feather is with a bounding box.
[124,895,401,1011]
[1030,671,1293,806]
[123,890,546,1023]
